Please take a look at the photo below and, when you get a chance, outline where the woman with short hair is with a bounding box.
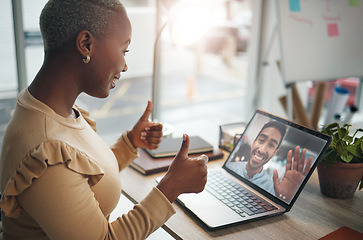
[0,1,207,239]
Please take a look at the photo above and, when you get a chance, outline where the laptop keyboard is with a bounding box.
[205,170,277,217]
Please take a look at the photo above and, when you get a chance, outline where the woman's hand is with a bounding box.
[127,101,163,150]
[157,134,208,203]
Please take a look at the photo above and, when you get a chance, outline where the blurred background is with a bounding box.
[1,0,361,151]
[0,0,254,148]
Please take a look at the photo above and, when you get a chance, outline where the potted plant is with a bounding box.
[318,122,363,199]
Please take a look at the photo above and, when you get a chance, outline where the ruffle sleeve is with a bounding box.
[0,140,104,218]
[111,132,139,171]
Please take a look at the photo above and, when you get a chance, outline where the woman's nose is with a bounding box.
[122,63,128,72]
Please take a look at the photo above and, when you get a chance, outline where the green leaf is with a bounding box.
[321,122,363,166]
[322,148,335,160]
[343,135,354,144]
[355,138,362,145]
[336,140,348,156]
[340,154,353,163]
[324,150,339,168]
[338,127,348,139]
[346,145,359,157]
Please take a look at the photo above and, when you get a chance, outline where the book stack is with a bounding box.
[130,136,223,175]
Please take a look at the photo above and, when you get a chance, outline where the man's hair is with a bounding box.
[40,0,126,52]
[256,121,287,149]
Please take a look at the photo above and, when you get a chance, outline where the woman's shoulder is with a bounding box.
[0,140,104,218]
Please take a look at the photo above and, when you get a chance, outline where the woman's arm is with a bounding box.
[17,163,174,240]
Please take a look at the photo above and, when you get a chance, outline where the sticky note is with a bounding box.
[327,23,339,37]
[289,0,301,12]
[349,0,360,7]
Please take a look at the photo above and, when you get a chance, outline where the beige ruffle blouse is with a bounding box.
[0,89,175,239]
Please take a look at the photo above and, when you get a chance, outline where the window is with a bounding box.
[1,0,252,148]
[0,0,18,149]
[155,0,252,144]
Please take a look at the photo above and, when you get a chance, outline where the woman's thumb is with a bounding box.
[175,134,190,160]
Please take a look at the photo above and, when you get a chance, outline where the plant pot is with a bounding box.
[317,161,363,199]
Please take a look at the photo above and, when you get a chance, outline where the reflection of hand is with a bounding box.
[127,101,163,150]
[273,146,313,202]
[157,134,208,202]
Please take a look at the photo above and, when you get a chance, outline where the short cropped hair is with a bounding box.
[255,121,287,149]
[40,0,126,52]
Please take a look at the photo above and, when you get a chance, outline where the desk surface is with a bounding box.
[120,155,363,240]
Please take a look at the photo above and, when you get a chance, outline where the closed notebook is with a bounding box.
[131,148,224,175]
[144,136,214,158]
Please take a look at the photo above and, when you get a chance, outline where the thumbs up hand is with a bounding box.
[157,134,208,203]
[127,101,163,150]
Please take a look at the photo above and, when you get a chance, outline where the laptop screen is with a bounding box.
[223,110,331,205]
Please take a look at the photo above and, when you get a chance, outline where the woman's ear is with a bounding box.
[76,30,93,56]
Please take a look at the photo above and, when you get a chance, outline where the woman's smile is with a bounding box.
[111,74,121,88]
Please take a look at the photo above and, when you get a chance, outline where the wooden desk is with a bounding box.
[120,156,363,240]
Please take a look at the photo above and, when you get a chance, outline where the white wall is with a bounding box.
[247,0,308,120]
[20,2,156,84]
[122,7,156,79]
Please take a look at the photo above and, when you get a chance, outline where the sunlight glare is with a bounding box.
[170,4,212,46]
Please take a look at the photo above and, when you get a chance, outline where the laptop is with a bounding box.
[158,110,332,229]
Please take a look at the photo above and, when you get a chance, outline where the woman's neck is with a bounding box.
[28,60,80,118]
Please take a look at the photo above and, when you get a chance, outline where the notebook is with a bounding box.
[130,148,223,175]
[158,110,332,229]
[144,136,214,158]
